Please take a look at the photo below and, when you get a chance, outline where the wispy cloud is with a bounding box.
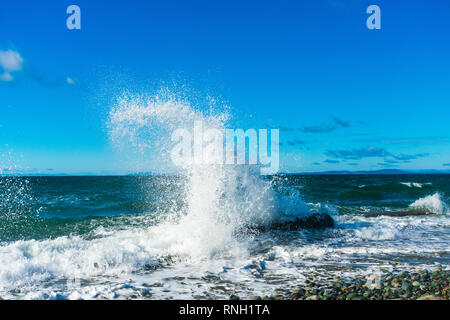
[302,123,336,133]
[0,48,84,90]
[270,117,351,134]
[0,49,23,81]
[325,147,390,160]
[324,159,340,164]
[302,116,351,133]
[352,136,446,146]
[383,159,400,164]
[332,116,350,128]
[287,139,307,146]
[66,77,76,85]
[26,68,84,89]
[66,77,83,87]
[392,153,429,161]
[325,146,429,163]
[279,126,296,132]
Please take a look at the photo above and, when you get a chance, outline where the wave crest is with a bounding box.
[409,193,449,215]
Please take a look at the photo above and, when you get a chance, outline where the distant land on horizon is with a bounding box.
[1,169,450,176]
[127,169,450,176]
[286,169,450,175]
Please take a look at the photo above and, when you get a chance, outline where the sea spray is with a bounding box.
[107,90,288,258]
[108,90,227,161]
[0,177,35,217]
[409,193,449,215]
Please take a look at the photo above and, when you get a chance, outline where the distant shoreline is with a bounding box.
[1,169,450,177]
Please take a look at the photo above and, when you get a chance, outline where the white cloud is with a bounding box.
[66,77,75,85]
[0,49,24,81]
[0,72,13,82]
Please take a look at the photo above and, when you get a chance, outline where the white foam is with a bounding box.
[0,228,160,291]
[409,193,449,214]
[0,208,448,299]
[400,182,432,188]
[354,225,399,241]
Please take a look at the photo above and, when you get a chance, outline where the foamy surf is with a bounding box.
[400,182,433,188]
[409,193,449,215]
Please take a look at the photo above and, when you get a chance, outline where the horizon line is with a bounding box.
[1,168,450,177]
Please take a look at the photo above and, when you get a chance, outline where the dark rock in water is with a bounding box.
[278,213,334,230]
[364,210,430,218]
[264,213,334,231]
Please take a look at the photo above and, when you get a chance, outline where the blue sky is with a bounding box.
[1,0,450,174]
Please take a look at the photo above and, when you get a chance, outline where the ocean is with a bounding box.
[0,174,448,299]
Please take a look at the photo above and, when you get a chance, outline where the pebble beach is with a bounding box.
[238,267,450,301]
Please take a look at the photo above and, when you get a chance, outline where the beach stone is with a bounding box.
[281,269,450,301]
[401,281,410,291]
[297,289,305,297]
[141,288,152,297]
[367,274,377,281]
[417,294,444,301]
[247,295,262,300]
[420,275,429,282]
[346,293,358,300]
